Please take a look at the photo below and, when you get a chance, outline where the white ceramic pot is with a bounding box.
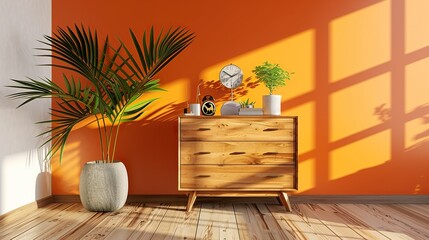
[263,95,282,116]
[221,101,241,115]
[79,161,128,212]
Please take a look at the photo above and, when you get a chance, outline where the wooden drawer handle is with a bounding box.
[195,175,211,178]
[230,152,246,155]
[265,175,282,178]
[263,152,278,155]
[263,128,279,132]
[194,152,211,155]
[197,128,211,131]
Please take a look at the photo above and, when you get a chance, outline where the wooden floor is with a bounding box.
[1,202,429,239]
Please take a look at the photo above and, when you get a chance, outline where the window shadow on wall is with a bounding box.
[50,0,429,195]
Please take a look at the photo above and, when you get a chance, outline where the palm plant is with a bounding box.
[7,25,194,163]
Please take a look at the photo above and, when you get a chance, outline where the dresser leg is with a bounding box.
[186,191,197,212]
[278,192,292,212]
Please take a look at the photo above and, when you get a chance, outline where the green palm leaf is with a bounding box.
[8,25,194,163]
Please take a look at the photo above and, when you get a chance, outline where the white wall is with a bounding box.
[0,0,51,215]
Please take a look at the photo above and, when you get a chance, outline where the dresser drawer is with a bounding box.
[180,117,296,141]
[180,141,295,165]
[180,165,295,190]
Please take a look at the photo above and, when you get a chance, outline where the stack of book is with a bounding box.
[239,108,263,116]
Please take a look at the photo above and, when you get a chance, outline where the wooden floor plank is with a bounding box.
[0,203,74,239]
[401,204,429,219]
[298,204,364,239]
[256,204,291,239]
[58,211,109,239]
[196,203,240,239]
[324,204,390,240]
[368,204,429,239]
[266,204,307,239]
[234,203,288,239]
[339,204,416,240]
[1,202,428,239]
[126,203,170,240]
[80,204,139,239]
[150,203,200,240]
[0,203,61,226]
[34,203,99,239]
[267,203,327,240]
[291,204,341,240]
[99,203,147,240]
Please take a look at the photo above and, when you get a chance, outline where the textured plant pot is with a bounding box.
[263,95,282,116]
[79,161,128,212]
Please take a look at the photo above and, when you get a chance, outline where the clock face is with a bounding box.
[201,101,216,116]
[219,64,243,89]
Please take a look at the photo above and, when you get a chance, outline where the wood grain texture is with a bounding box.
[1,202,428,239]
[178,116,298,212]
[180,141,295,165]
[180,165,295,190]
[179,116,296,141]
[187,191,198,212]
[196,203,240,239]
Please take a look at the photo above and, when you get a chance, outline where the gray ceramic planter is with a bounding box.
[79,161,128,212]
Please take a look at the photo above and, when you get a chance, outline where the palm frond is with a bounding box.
[7,25,194,163]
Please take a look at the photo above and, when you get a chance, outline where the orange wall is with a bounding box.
[52,0,429,195]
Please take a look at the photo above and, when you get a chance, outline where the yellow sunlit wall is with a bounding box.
[330,1,391,82]
[405,0,429,54]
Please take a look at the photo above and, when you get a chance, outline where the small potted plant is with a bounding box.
[252,61,293,115]
[239,98,256,108]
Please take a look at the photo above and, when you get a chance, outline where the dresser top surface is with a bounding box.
[179,115,298,119]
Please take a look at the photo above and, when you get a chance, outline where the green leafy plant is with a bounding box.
[252,61,293,95]
[7,25,194,163]
[239,98,256,108]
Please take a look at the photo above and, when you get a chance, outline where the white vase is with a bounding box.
[263,95,282,116]
[79,161,128,212]
[221,101,241,115]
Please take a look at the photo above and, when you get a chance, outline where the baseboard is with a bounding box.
[36,195,54,207]
[51,194,429,204]
[52,195,81,203]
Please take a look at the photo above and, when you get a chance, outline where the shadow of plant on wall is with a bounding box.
[300,100,429,194]
[198,77,259,102]
[374,103,391,122]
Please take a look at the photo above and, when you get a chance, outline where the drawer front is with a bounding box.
[180,142,295,165]
[180,117,296,141]
[180,165,295,190]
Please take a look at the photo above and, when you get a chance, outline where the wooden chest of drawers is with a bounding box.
[178,116,298,211]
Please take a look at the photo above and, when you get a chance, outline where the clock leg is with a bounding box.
[186,191,197,212]
[278,192,292,212]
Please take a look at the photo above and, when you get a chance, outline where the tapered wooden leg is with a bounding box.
[186,191,197,212]
[278,192,292,212]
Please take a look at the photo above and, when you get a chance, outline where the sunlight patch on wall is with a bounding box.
[298,158,315,192]
[200,29,315,105]
[51,141,81,195]
[405,57,429,114]
[287,102,315,154]
[143,78,191,120]
[330,1,391,82]
[330,73,391,142]
[0,150,48,213]
[329,130,391,180]
[405,0,429,54]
